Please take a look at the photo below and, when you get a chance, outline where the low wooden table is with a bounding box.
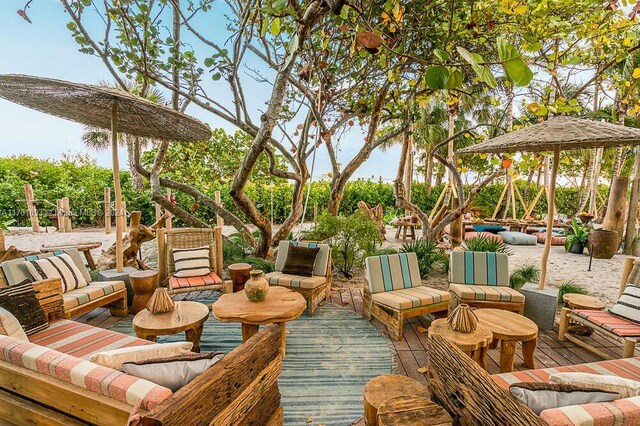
[41,242,102,270]
[377,396,452,426]
[132,301,209,352]
[227,262,251,293]
[428,319,493,370]
[563,293,606,336]
[211,286,306,356]
[363,374,429,426]
[129,270,158,314]
[474,308,538,373]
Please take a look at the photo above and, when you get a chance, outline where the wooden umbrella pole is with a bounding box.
[111,99,124,272]
[539,146,560,289]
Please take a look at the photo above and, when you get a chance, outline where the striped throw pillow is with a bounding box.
[24,253,88,293]
[609,285,640,324]
[172,246,211,278]
[0,283,49,335]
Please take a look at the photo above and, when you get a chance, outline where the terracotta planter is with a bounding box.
[587,229,618,259]
[245,270,269,302]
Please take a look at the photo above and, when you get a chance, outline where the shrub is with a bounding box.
[509,264,539,290]
[558,281,588,303]
[400,238,448,278]
[462,235,512,255]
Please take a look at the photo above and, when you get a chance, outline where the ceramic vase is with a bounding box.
[146,288,175,314]
[447,304,478,333]
[245,270,269,302]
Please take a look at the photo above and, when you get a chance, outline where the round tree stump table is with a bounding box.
[377,396,452,426]
[129,270,158,314]
[563,293,606,336]
[428,319,493,370]
[363,374,429,426]
[474,308,539,373]
[227,262,252,293]
[132,301,209,352]
[211,286,306,356]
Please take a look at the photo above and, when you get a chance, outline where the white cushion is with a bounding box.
[172,246,211,278]
[24,253,88,292]
[0,307,28,341]
[550,372,640,398]
[90,341,193,370]
[609,285,640,324]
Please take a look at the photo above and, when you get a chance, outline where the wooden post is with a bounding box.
[111,99,124,273]
[539,146,560,289]
[157,228,167,284]
[23,184,40,233]
[214,226,224,278]
[510,180,517,220]
[155,202,163,222]
[166,188,173,230]
[61,197,72,232]
[122,200,128,232]
[215,190,224,228]
[104,187,112,234]
[492,183,509,219]
[56,199,65,233]
[588,147,603,215]
[620,257,635,298]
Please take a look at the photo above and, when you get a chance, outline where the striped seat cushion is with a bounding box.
[610,285,640,324]
[574,310,640,337]
[29,319,151,359]
[172,246,212,278]
[449,251,509,286]
[371,286,451,310]
[275,241,330,277]
[0,335,172,411]
[449,283,524,303]
[169,272,222,291]
[62,281,125,311]
[24,253,88,292]
[365,252,422,294]
[265,271,326,289]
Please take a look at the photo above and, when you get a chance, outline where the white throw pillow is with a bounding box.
[90,341,193,370]
[24,253,88,292]
[550,372,640,398]
[609,285,640,324]
[172,246,211,278]
[0,307,28,341]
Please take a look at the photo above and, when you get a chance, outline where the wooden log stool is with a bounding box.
[228,262,252,293]
[427,319,493,370]
[129,270,158,314]
[563,293,606,336]
[377,396,452,426]
[363,374,429,426]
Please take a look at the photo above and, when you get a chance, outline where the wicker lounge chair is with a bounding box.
[363,252,451,340]
[449,250,525,313]
[265,240,332,316]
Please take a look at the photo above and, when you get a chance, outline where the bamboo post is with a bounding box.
[61,197,72,232]
[620,257,636,298]
[522,186,545,219]
[429,185,447,221]
[23,184,40,233]
[104,187,112,234]
[157,228,167,284]
[166,188,173,230]
[588,147,603,215]
[624,147,640,254]
[539,146,560,289]
[111,99,124,273]
[214,226,224,277]
[510,180,517,220]
[492,183,509,219]
[56,199,65,233]
[215,190,224,228]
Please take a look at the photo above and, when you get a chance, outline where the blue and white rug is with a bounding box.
[109,296,396,425]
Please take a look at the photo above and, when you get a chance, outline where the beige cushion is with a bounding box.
[265,271,326,289]
[0,307,28,341]
[63,281,125,310]
[365,253,422,294]
[449,283,525,303]
[24,253,88,292]
[90,341,193,370]
[550,372,640,399]
[372,286,451,310]
[510,382,618,415]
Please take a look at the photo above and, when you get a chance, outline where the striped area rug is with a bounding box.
[108,295,396,425]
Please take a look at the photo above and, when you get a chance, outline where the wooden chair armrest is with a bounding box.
[32,278,65,321]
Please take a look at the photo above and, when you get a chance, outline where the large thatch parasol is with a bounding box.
[0,74,211,272]
[458,116,640,288]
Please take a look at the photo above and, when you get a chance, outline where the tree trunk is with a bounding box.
[523,168,535,205]
[425,153,434,195]
[127,140,144,190]
[602,176,628,249]
[574,152,593,216]
[624,147,640,254]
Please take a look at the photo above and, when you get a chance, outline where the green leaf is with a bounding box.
[379,53,387,68]
[444,69,464,89]
[212,72,222,81]
[260,18,269,38]
[204,57,214,67]
[503,58,534,86]
[434,48,449,62]
[456,46,478,67]
[270,18,281,36]
[424,66,449,89]
[496,37,519,62]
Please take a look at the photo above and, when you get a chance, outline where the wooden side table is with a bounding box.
[228,262,251,293]
[41,242,102,270]
[428,319,493,370]
[363,374,429,426]
[129,270,158,314]
[377,396,452,426]
[563,293,606,336]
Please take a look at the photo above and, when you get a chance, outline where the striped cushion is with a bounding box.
[30,319,151,359]
[265,271,326,289]
[275,241,330,277]
[172,246,211,278]
[574,310,640,337]
[533,232,567,246]
[463,232,504,243]
[365,252,422,294]
[449,251,509,286]
[449,283,524,303]
[24,253,88,292]
[371,286,451,310]
[610,285,640,324]
[0,335,172,410]
[169,272,222,291]
[62,281,125,311]
[0,283,49,336]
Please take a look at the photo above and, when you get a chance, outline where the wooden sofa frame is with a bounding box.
[450,292,525,314]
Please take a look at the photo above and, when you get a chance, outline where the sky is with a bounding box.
[0,1,401,181]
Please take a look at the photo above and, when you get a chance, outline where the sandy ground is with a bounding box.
[4,225,626,305]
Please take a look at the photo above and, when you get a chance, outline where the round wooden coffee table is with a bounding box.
[563,293,605,336]
[363,374,429,426]
[132,301,209,352]
[428,319,493,369]
[474,309,538,373]
[211,286,306,356]
[377,396,452,426]
[129,270,158,314]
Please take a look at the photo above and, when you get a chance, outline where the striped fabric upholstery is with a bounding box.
[371,286,451,310]
[365,252,422,294]
[29,319,151,359]
[265,272,326,289]
[463,232,504,243]
[449,283,524,303]
[0,335,172,411]
[449,251,509,286]
[275,241,330,277]
[172,246,211,278]
[169,272,222,291]
[574,310,640,337]
[24,253,88,292]
[62,281,125,311]
[610,285,640,324]
[533,232,566,246]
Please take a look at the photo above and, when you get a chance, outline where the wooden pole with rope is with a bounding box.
[111,98,124,273]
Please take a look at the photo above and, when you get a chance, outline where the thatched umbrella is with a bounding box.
[0,74,210,272]
[457,116,640,288]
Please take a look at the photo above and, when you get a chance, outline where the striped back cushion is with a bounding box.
[275,241,330,277]
[0,283,49,335]
[610,285,640,324]
[449,250,509,286]
[172,246,212,278]
[365,252,422,294]
[24,253,88,292]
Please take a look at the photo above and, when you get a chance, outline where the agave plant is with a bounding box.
[509,264,539,290]
[400,238,448,278]
[462,234,512,255]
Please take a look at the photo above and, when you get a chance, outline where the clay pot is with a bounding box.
[245,270,269,302]
[447,304,478,333]
[587,229,618,259]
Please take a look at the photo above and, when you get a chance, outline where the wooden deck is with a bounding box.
[78,287,638,390]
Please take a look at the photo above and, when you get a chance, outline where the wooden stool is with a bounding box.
[563,293,606,336]
[129,270,158,314]
[228,262,252,293]
[377,396,452,426]
[363,374,429,426]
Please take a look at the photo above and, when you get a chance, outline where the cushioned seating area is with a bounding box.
[463,231,504,243]
[472,224,506,234]
[533,232,567,246]
[29,319,151,359]
[371,286,451,310]
[0,335,172,411]
[574,310,640,337]
[274,241,331,277]
[168,272,222,291]
[449,283,525,303]
[449,251,510,286]
[62,281,125,311]
[498,231,538,245]
[265,271,326,289]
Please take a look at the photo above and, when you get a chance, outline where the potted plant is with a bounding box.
[564,218,589,254]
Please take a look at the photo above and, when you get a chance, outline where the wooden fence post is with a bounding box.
[61,197,72,232]
[122,200,128,231]
[104,187,112,234]
[23,184,40,233]
[215,190,224,228]
[56,199,65,233]
[166,188,173,230]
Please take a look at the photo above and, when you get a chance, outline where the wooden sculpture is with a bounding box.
[358,201,386,240]
[447,304,478,333]
[146,288,175,314]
